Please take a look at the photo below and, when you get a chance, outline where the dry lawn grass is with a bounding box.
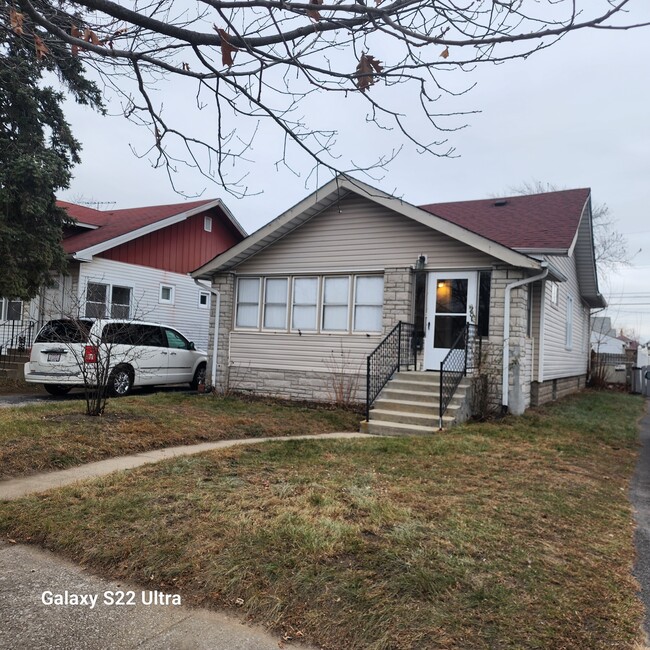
[0,390,645,649]
[0,392,361,479]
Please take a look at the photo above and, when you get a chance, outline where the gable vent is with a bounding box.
[493,199,509,207]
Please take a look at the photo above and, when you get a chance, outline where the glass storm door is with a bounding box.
[424,272,477,370]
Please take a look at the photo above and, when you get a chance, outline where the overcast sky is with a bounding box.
[59,5,650,343]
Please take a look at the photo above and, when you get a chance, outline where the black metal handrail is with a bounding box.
[439,323,480,429]
[0,319,40,372]
[366,321,416,420]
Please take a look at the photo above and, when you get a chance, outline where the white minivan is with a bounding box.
[24,319,207,396]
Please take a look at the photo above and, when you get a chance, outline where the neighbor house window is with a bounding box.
[565,294,574,349]
[0,298,22,321]
[235,278,261,328]
[204,216,212,232]
[292,277,318,331]
[159,284,175,305]
[550,281,559,306]
[110,286,131,318]
[198,291,210,309]
[85,282,108,318]
[322,276,350,331]
[353,276,383,332]
[85,282,132,319]
[263,278,288,329]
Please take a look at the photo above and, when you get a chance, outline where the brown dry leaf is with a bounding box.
[214,27,238,67]
[306,0,322,22]
[10,9,24,35]
[355,53,383,92]
[34,35,49,60]
[375,0,383,5]
[182,62,190,72]
[71,25,82,56]
[440,46,449,59]
[83,28,101,46]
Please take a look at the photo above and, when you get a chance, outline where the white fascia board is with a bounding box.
[74,200,229,259]
[567,194,591,258]
[193,175,542,277]
[73,221,100,230]
[341,178,542,271]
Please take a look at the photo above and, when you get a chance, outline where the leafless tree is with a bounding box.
[3,0,649,195]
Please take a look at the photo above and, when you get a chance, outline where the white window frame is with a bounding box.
[565,294,574,350]
[262,277,289,330]
[322,276,351,332]
[0,298,23,321]
[235,277,262,329]
[84,281,132,319]
[550,281,559,307]
[204,216,213,232]
[290,276,320,332]
[352,275,384,333]
[198,291,211,310]
[159,284,176,305]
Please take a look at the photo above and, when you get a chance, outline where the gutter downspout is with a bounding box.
[502,266,549,413]
[194,279,221,390]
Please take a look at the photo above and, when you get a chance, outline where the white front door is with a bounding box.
[423,272,478,370]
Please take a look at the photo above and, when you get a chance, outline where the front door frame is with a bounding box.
[423,271,478,371]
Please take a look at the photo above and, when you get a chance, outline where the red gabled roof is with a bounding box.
[419,188,590,251]
[58,199,215,254]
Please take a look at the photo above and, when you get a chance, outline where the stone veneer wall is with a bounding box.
[208,268,414,401]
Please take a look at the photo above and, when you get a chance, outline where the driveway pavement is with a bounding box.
[632,398,650,639]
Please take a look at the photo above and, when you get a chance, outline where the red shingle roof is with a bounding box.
[419,188,590,251]
[58,200,215,254]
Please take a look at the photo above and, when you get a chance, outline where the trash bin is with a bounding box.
[632,367,643,394]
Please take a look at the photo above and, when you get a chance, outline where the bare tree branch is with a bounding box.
[2,0,649,195]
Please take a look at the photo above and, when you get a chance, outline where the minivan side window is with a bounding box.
[164,328,190,349]
[102,324,165,347]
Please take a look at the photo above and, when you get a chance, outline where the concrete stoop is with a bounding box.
[0,353,29,380]
[362,371,471,436]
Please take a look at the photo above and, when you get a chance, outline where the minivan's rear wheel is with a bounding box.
[44,384,72,396]
[108,366,134,397]
[190,363,207,391]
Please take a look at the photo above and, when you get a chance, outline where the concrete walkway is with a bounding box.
[0,432,379,649]
[0,432,374,501]
[0,541,319,650]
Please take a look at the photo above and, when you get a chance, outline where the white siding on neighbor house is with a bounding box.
[235,195,496,274]
[77,258,211,350]
[229,331,382,373]
[541,254,590,380]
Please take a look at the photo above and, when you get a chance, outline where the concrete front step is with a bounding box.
[364,419,452,436]
[369,408,453,427]
[372,398,462,415]
[379,387,468,404]
[392,371,471,386]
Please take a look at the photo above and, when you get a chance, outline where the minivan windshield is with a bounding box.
[35,319,95,344]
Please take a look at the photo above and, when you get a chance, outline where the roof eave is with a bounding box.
[71,199,234,258]
[193,175,543,278]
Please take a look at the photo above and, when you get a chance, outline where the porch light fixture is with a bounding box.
[415,255,426,271]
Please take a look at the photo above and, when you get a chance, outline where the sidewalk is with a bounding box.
[0,432,374,501]
[0,541,318,650]
[0,433,378,649]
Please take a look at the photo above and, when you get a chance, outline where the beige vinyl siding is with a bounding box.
[541,255,590,380]
[236,195,496,274]
[229,331,382,373]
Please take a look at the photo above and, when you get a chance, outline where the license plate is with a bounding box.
[47,353,61,362]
